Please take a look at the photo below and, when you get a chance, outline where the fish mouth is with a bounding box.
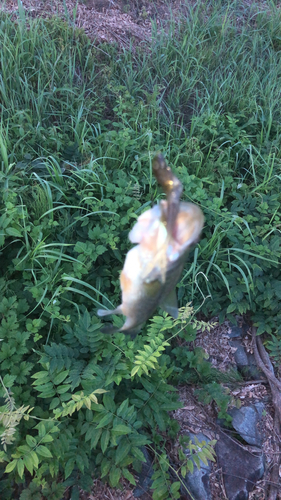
[153,154,183,237]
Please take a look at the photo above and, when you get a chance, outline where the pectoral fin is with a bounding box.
[160,289,178,319]
[144,266,165,284]
[97,306,122,317]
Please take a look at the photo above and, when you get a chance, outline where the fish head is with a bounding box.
[152,154,182,197]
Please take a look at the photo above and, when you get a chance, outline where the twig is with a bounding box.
[252,330,281,392]
[237,379,269,385]
[252,326,281,500]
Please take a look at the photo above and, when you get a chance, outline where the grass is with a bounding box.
[0,0,280,318]
[0,1,281,179]
[1,1,281,497]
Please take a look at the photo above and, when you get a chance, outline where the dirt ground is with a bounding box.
[1,0,192,46]
[0,0,272,47]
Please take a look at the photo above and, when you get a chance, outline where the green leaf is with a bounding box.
[181,465,187,477]
[50,397,60,410]
[160,402,182,411]
[76,454,86,473]
[129,434,149,447]
[23,454,35,474]
[193,455,200,469]
[2,374,16,388]
[6,227,22,237]
[112,424,132,435]
[115,440,131,464]
[198,451,209,466]
[65,459,75,479]
[101,458,111,478]
[131,447,146,462]
[226,303,236,313]
[5,460,17,473]
[96,413,113,429]
[170,481,181,496]
[30,451,39,469]
[41,435,53,444]
[91,428,102,449]
[26,435,37,448]
[36,445,52,458]
[116,399,129,417]
[122,468,136,485]
[187,459,194,473]
[53,370,69,385]
[56,384,71,394]
[17,459,24,479]
[94,388,108,394]
[202,448,216,461]
[103,393,116,412]
[109,466,121,487]
[101,429,110,453]
[36,423,46,438]
[32,371,50,381]
[131,366,140,377]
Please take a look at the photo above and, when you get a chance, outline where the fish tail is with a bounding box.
[100,324,120,335]
[123,328,141,339]
[121,323,143,339]
[97,306,122,317]
[100,323,141,339]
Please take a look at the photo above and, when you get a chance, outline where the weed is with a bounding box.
[1,2,281,498]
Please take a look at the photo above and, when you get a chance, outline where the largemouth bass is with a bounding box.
[97,154,204,336]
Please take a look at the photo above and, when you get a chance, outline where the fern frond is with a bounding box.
[0,388,31,451]
[54,389,107,418]
[131,339,170,377]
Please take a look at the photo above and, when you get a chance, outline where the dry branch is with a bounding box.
[252,326,281,500]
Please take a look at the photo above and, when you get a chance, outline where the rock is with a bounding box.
[230,339,265,380]
[228,325,243,338]
[181,432,212,500]
[231,340,248,364]
[133,447,154,499]
[216,430,264,500]
[229,403,265,446]
[228,322,251,339]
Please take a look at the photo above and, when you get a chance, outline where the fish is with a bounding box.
[97,154,204,337]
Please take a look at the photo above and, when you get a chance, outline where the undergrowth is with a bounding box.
[0,1,281,498]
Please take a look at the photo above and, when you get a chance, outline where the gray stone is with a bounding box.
[230,340,265,380]
[229,403,265,447]
[229,325,243,338]
[216,430,264,500]
[181,432,212,500]
[231,340,249,365]
[133,447,153,499]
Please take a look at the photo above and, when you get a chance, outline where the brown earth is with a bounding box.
[0,0,271,47]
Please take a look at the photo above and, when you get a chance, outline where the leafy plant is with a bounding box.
[1,2,281,498]
[178,435,217,477]
[265,335,281,364]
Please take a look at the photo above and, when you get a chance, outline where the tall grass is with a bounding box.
[1,2,281,181]
[0,13,106,163]
[1,5,281,496]
[1,2,281,322]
